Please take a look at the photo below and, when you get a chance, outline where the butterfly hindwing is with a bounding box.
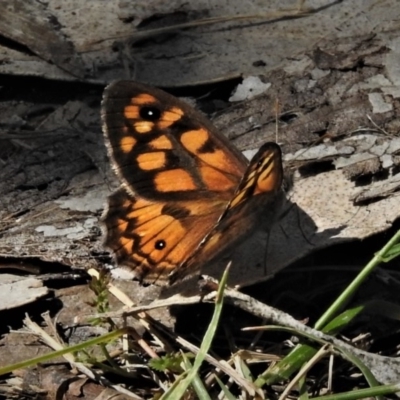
[103,188,224,284]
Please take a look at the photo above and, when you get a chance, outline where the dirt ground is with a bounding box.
[1,1,400,398]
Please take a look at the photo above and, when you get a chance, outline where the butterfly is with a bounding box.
[101,81,284,286]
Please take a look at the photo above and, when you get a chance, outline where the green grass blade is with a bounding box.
[161,267,229,400]
[310,383,400,400]
[255,230,400,387]
[338,349,381,390]
[315,230,400,330]
[182,353,212,400]
[215,375,237,400]
[0,328,128,376]
[254,306,364,386]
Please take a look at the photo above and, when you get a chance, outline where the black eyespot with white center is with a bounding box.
[155,240,166,250]
[140,106,161,121]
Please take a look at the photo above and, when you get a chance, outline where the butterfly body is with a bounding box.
[101,81,284,285]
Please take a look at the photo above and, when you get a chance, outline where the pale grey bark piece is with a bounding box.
[0,0,85,79]
[0,274,48,310]
[0,0,398,86]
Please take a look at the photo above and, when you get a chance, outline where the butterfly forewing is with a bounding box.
[102,81,247,202]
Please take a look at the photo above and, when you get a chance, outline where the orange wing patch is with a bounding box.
[124,105,140,119]
[181,129,243,176]
[255,152,282,194]
[180,128,209,149]
[158,107,184,128]
[149,135,173,150]
[199,166,237,191]
[141,219,186,260]
[126,201,163,225]
[231,143,283,206]
[132,93,157,104]
[137,152,166,171]
[134,121,154,133]
[120,136,137,153]
[154,169,197,192]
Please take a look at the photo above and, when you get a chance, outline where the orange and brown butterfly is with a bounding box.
[101,80,284,285]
